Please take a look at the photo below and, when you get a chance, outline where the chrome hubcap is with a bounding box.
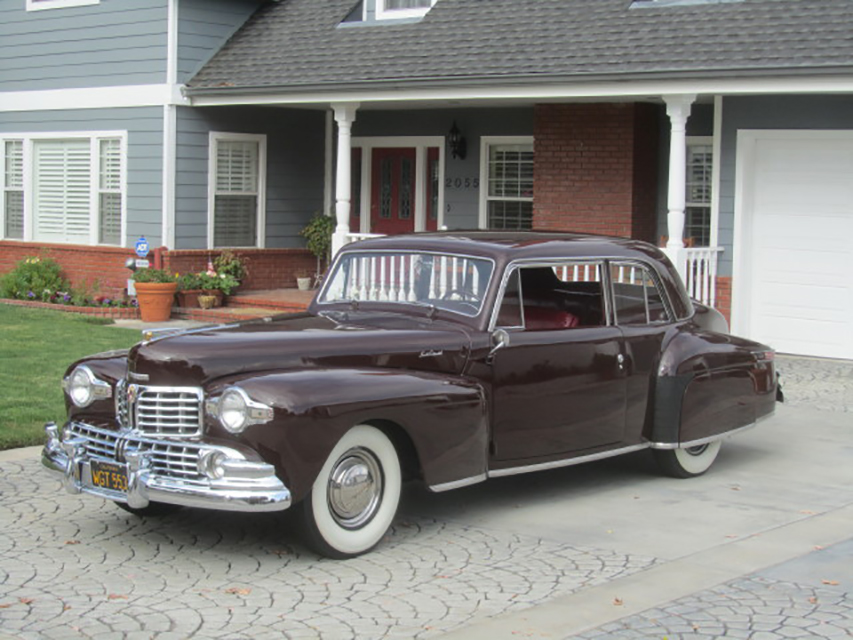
[327,448,383,529]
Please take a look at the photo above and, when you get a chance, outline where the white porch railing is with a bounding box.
[681,247,723,307]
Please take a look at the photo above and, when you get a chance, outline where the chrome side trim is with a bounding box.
[488,443,650,479]
[428,472,487,493]
[649,418,767,451]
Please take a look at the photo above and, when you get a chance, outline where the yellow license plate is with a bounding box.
[90,460,128,493]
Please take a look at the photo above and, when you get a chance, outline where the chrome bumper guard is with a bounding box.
[42,422,291,513]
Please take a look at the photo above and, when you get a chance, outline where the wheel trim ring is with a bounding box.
[684,443,710,457]
[327,447,383,530]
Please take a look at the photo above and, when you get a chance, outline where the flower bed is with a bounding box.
[0,298,141,319]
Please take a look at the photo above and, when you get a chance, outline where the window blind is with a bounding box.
[214,139,259,247]
[34,139,92,244]
[4,140,23,239]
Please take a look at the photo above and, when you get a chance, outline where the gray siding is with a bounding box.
[0,106,164,246]
[355,108,534,229]
[177,0,261,83]
[717,95,853,277]
[0,0,168,91]
[175,106,326,250]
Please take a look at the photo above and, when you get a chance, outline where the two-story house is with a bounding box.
[2,0,852,358]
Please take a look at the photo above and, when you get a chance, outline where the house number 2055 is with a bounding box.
[445,177,479,189]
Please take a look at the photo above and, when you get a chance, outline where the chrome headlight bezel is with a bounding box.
[63,365,112,408]
[206,386,274,434]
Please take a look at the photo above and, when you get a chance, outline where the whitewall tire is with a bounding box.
[654,440,722,478]
[299,425,401,558]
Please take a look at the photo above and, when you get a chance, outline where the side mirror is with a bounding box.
[488,328,510,361]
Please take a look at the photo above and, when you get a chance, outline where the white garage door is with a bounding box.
[736,131,853,359]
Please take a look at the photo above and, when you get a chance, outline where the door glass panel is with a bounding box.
[380,158,392,219]
[610,263,669,325]
[400,157,412,220]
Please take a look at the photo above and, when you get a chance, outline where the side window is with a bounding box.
[495,262,606,331]
[610,263,669,325]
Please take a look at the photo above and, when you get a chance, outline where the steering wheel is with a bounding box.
[441,288,482,309]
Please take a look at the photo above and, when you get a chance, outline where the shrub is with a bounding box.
[213,250,247,282]
[0,256,70,302]
[132,268,176,284]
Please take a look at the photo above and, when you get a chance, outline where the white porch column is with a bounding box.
[331,102,359,257]
[663,94,696,251]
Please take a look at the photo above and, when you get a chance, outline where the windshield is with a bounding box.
[319,251,495,316]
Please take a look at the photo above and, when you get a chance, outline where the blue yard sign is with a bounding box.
[135,237,150,259]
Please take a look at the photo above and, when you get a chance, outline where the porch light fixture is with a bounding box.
[448,121,467,160]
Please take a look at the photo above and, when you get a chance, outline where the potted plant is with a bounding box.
[295,270,312,291]
[132,268,177,322]
[213,250,248,284]
[300,212,335,286]
[175,272,204,308]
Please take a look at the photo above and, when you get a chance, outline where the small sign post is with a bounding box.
[129,237,151,296]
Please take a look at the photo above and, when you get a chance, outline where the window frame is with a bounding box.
[685,136,714,247]
[207,131,267,249]
[26,0,99,11]
[479,136,535,231]
[3,140,24,240]
[0,131,127,247]
[374,0,436,21]
[608,260,673,326]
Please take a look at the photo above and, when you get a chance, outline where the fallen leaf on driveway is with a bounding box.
[808,597,818,604]
[821,580,840,586]
[64,540,80,545]
[19,598,34,605]
[799,510,816,515]
[613,597,624,606]
[814,545,824,551]
[107,594,128,600]
[225,587,252,596]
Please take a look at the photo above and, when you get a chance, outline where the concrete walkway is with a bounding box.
[0,356,850,639]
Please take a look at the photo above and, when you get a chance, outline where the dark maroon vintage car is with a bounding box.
[43,232,779,557]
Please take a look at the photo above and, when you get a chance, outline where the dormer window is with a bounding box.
[375,0,436,21]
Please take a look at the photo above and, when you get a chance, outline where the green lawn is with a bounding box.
[0,304,141,450]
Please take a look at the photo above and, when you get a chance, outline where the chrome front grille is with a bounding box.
[116,379,203,438]
[66,422,205,481]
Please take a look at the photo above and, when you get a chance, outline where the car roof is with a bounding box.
[346,230,666,263]
[343,231,694,320]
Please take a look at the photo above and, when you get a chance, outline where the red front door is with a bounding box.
[371,148,417,235]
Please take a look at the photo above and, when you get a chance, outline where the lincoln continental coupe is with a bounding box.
[43,232,779,557]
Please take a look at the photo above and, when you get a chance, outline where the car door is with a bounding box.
[490,261,629,461]
[609,261,672,438]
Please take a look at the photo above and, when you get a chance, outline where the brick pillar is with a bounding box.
[715,276,732,326]
[533,103,659,242]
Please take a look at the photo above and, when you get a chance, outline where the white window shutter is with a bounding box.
[34,140,92,243]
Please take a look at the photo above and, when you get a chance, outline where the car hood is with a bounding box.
[128,312,473,387]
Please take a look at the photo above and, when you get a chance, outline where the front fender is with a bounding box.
[208,368,489,503]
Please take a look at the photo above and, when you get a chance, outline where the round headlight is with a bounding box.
[67,367,95,407]
[219,388,249,433]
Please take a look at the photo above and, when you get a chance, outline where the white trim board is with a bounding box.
[0,85,190,112]
[187,76,853,109]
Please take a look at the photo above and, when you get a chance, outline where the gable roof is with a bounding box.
[186,0,853,98]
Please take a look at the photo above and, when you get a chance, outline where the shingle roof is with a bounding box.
[186,0,853,95]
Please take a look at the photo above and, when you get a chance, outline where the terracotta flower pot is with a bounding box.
[135,282,178,322]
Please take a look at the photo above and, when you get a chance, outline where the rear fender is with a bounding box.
[207,368,489,503]
[651,330,777,446]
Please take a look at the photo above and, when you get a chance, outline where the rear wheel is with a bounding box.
[654,441,722,478]
[299,425,401,559]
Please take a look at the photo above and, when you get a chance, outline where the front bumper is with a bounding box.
[42,422,291,512]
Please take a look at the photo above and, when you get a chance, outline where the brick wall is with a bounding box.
[1,242,317,296]
[715,276,732,326]
[163,248,316,291]
[0,241,136,299]
[533,103,659,242]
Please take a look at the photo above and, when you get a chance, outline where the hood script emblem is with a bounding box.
[419,349,444,358]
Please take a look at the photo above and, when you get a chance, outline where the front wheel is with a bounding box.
[654,441,722,478]
[299,425,402,558]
